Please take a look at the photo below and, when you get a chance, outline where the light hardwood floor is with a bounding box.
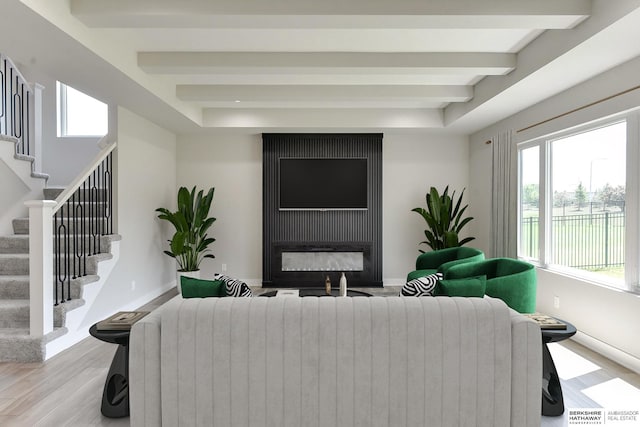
[0,290,177,427]
[1,290,638,426]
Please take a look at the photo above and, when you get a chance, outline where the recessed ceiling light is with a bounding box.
[234,100,241,103]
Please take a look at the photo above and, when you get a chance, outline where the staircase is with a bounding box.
[0,186,121,362]
[1,53,121,362]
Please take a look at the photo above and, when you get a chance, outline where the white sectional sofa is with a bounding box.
[130,296,541,427]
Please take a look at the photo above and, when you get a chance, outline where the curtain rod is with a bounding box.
[516,84,640,134]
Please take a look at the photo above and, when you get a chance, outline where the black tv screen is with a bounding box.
[279,158,368,210]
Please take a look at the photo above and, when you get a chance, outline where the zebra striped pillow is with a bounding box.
[215,274,253,297]
[401,272,443,297]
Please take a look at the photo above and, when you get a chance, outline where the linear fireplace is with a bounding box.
[271,242,374,287]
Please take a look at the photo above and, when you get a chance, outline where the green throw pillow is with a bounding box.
[181,276,226,298]
[435,275,487,297]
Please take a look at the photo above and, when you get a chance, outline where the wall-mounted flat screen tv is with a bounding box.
[279,158,368,210]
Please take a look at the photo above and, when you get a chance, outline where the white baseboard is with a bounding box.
[244,279,264,287]
[572,331,640,376]
[383,279,405,287]
[119,282,175,313]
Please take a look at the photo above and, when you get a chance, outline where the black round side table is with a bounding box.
[540,318,577,417]
[89,324,131,418]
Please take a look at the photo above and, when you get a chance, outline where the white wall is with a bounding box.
[177,133,263,283]
[383,132,470,284]
[469,55,640,368]
[177,131,470,286]
[80,106,177,322]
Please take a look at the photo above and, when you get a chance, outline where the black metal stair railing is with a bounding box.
[53,150,114,305]
[1,53,33,156]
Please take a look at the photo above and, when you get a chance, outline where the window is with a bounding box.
[57,82,108,137]
[518,118,633,291]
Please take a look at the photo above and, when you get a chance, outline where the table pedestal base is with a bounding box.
[101,343,129,418]
[542,342,565,416]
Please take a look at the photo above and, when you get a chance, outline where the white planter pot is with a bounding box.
[176,270,201,295]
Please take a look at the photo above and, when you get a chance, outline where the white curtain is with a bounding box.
[491,130,518,258]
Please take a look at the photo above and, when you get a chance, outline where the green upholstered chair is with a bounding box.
[443,258,537,313]
[406,247,485,282]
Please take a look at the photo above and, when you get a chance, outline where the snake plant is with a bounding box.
[156,186,216,271]
[412,186,474,252]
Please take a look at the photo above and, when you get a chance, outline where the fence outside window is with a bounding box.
[521,211,625,270]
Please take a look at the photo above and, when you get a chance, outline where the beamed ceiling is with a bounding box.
[5,0,640,133]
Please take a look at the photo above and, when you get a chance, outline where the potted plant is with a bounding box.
[156,186,216,288]
[412,186,474,252]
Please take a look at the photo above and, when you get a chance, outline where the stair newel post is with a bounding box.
[25,200,57,337]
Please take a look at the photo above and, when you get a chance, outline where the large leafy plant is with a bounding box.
[412,186,474,252]
[156,186,216,271]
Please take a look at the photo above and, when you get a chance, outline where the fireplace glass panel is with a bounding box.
[282,252,364,272]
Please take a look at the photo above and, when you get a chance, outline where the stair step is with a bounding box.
[0,235,29,254]
[57,275,100,301]
[52,235,111,254]
[3,138,49,181]
[12,218,29,235]
[43,275,100,303]
[54,253,113,277]
[0,275,29,299]
[0,327,68,362]
[44,187,109,201]
[13,217,113,235]
[54,298,86,328]
[0,273,101,300]
[0,234,117,254]
[0,254,29,275]
[0,295,92,330]
[0,134,19,144]
[43,187,64,199]
[0,300,29,328]
[53,203,111,217]
[14,153,35,164]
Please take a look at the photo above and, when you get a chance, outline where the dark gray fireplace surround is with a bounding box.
[262,133,383,288]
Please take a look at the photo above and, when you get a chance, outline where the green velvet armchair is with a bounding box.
[406,247,485,282]
[443,257,537,313]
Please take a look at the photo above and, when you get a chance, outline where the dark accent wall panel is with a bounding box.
[262,133,383,287]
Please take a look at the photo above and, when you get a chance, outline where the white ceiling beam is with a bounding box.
[124,28,544,53]
[71,0,590,29]
[139,52,515,76]
[191,100,449,109]
[168,74,482,86]
[177,85,472,103]
[202,108,444,129]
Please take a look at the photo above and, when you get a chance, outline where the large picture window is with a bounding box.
[518,117,634,291]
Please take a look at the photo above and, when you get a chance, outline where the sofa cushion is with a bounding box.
[401,272,443,296]
[435,275,486,297]
[215,274,253,297]
[180,276,226,298]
